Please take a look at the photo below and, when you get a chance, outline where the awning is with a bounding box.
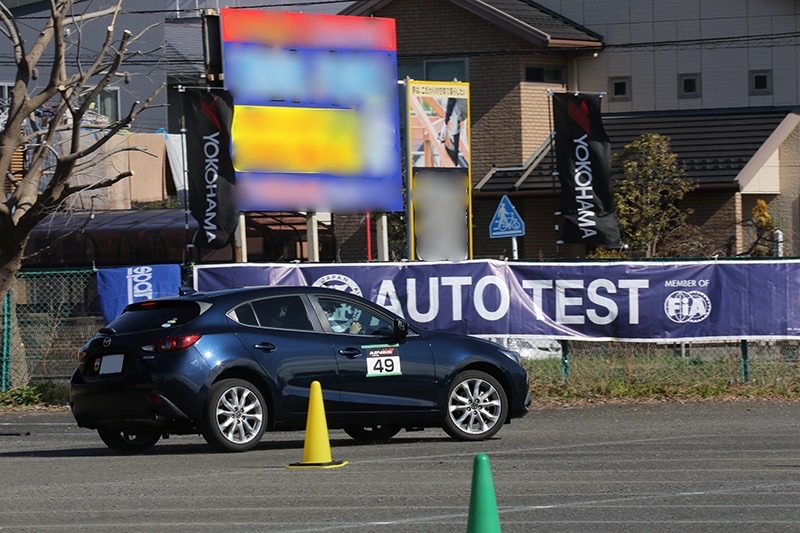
[23,209,335,268]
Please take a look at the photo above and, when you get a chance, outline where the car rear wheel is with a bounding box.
[201,378,267,452]
[343,424,401,443]
[97,427,161,454]
[442,370,507,441]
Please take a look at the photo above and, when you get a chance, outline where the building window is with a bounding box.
[0,83,12,131]
[609,77,631,101]
[397,59,468,82]
[679,74,701,98]
[77,87,120,124]
[525,66,565,84]
[750,70,772,95]
[95,88,120,122]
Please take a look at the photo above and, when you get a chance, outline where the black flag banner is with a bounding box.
[552,93,620,246]
[184,89,238,249]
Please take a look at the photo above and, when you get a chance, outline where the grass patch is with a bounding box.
[523,347,800,403]
[0,381,69,407]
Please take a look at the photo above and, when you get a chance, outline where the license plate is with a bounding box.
[98,354,124,374]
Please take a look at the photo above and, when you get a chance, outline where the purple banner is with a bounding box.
[194,259,800,341]
[98,264,182,324]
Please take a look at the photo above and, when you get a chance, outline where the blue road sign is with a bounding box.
[489,195,525,238]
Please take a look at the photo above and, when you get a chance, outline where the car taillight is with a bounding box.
[141,334,202,353]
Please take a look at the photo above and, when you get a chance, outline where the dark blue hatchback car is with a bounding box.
[70,286,531,453]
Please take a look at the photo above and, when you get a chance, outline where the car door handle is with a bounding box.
[254,342,277,352]
[338,347,362,358]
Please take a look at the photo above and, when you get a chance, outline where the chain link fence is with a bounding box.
[519,339,800,401]
[3,269,800,400]
[1,269,100,390]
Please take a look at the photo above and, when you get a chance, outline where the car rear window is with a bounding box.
[107,300,203,333]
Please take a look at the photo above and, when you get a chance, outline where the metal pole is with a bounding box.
[511,236,518,260]
[365,212,372,261]
[2,290,11,392]
[376,213,390,261]
[740,339,749,383]
[177,85,194,263]
[306,212,320,262]
[234,212,247,262]
[560,339,570,383]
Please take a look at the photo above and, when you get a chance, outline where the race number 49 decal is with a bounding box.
[363,344,402,377]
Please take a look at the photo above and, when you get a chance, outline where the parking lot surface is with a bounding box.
[1,401,800,532]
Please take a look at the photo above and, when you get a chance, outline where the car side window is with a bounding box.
[230,302,258,326]
[318,297,394,336]
[246,296,313,331]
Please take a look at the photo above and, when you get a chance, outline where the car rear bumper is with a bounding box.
[70,380,193,431]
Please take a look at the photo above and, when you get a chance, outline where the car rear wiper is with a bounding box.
[99,327,116,335]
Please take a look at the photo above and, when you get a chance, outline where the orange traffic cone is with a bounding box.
[466,453,501,532]
[288,380,348,469]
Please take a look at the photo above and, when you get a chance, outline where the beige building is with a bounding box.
[345,0,800,260]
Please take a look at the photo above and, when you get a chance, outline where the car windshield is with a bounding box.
[106,300,202,333]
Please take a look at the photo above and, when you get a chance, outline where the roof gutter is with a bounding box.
[451,0,551,47]
[736,110,800,193]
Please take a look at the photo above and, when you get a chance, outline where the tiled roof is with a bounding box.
[341,0,602,47]
[479,0,603,43]
[476,107,796,193]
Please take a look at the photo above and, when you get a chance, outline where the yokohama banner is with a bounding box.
[552,93,620,246]
[184,89,238,249]
[195,259,800,342]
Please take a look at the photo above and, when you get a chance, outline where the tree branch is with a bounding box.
[22,201,98,261]
[0,2,25,65]
[72,143,155,175]
[60,170,133,200]
[63,82,165,164]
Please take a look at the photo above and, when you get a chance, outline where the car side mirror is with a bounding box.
[393,319,409,340]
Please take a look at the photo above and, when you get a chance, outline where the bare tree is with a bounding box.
[0,0,163,299]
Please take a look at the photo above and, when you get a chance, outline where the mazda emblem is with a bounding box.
[103,337,112,347]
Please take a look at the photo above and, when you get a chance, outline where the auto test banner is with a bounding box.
[97,264,182,324]
[194,259,800,341]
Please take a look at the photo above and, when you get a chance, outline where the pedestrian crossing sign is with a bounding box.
[489,195,525,238]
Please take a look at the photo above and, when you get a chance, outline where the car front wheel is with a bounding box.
[97,427,161,454]
[343,424,401,443]
[442,370,507,441]
[201,378,267,452]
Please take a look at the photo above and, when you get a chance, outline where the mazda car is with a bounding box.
[70,285,531,453]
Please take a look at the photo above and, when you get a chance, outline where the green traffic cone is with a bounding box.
[466,453,502,533]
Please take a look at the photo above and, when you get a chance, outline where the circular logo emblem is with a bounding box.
[102,337,112,347]
[312,274,363,297]
[313,274,363,332]
[664,291,712,323]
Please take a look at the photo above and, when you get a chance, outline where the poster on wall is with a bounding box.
[406,80,473,261]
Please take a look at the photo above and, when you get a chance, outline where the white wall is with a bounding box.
[538,0,800,112]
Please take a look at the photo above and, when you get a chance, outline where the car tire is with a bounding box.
[97,427,161,454]
[442,370,507,441]
[343,424,401,443]
[201,378,267,453]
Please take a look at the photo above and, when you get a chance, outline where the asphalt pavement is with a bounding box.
[1,401,800,532]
